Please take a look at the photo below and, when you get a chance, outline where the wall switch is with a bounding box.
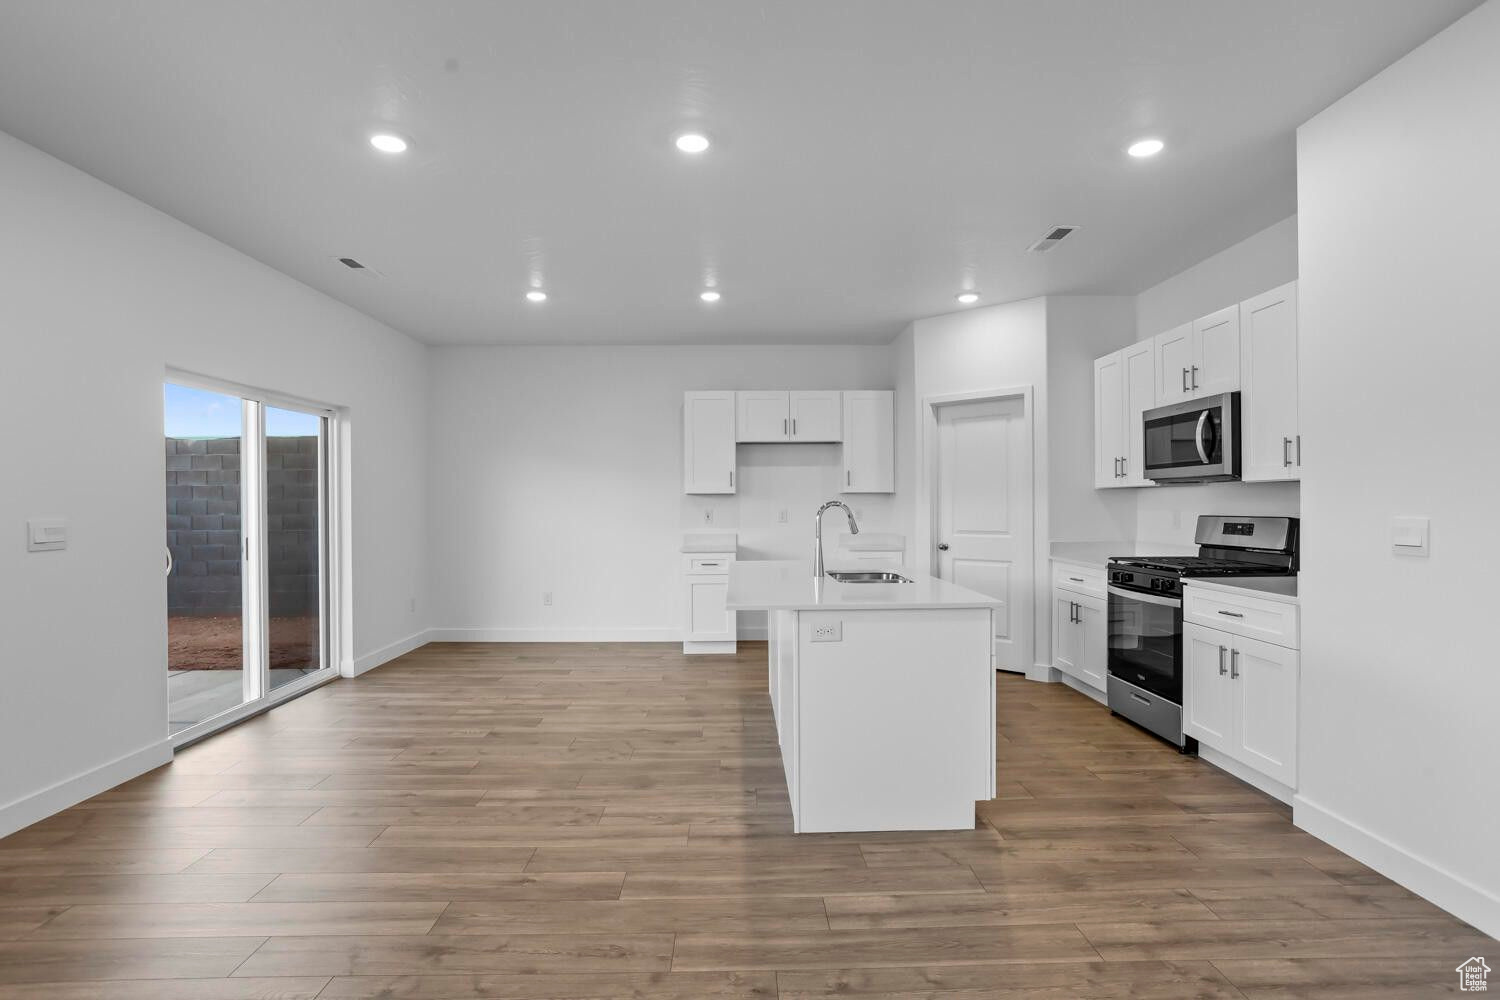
[1391,516,1430,557]
[542,591,553,606]
[408,597,417,613]
[27,518,67,552]
[777,508,789,524]
[811,621,842,643]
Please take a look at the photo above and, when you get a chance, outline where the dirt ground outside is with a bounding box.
[168,615,320,670]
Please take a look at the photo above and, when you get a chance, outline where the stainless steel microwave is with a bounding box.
[1143,392,1241,483]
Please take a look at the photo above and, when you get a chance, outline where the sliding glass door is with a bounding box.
[165,378,334,742]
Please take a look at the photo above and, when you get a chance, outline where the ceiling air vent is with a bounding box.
[1027,226,1079,253]
[337,257,366,269]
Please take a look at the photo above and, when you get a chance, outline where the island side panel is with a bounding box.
[795,607,992,832]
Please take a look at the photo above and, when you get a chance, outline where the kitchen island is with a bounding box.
[726,559,999,833]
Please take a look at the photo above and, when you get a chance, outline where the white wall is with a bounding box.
[1133,216,1301,543]
[425,345,895,641]
[1045,296,1138,544]
[907,298,1051,671]
[0,131,430,836]
[1296,0,1500,937]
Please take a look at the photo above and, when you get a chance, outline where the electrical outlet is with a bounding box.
[811,621,842,643]
[702,508,714,525]
[542,591,553,607]
[408,597,416,613]
[777,508,789,524]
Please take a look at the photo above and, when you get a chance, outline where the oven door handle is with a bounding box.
[1194,410,1211,464]
[1107,585,1180,608]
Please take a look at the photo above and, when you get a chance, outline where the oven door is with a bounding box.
[1107,585,1182,702]
[1143,393,1238,482]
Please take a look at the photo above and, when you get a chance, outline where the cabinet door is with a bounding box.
[1155,323,1195,405]
[736,391,790,442]
[1121,340,1157,487]
[1074,593,1108,689]
[1194,304,1241,397]
[1239,281,1299,483]
[1183,624,1234,749]
[685,577,735,641]
[790,391,842,441]
[1231,635,1298,787]
[841,390,894,493]
[683,391,736,494]
[1051,592,1080,678]
[1093,352,1126,488]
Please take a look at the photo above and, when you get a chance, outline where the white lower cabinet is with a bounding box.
[1184,604,1298,791]
[683,553,736,653]
[1052,570,1106,692]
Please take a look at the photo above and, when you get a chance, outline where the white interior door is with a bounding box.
[935,396,1033,672]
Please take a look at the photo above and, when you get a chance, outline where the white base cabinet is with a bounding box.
[1050,561,1107,691]
[1183,584,1299,794]
[683,552,737,653]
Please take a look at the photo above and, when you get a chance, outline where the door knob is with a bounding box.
[937,543,949,551]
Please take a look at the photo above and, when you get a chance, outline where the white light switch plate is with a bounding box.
[1391,516,1430,557]
[27,518,67,552]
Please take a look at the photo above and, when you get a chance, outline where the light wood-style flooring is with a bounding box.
[0,642,1491,998]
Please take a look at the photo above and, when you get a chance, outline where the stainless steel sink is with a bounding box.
[826,571,913,584]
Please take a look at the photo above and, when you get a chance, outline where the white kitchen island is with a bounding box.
[726,560,999,833]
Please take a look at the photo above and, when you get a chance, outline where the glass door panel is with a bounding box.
[165,383,248,734]
[265,405,327,691]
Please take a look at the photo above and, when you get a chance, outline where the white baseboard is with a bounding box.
[1198,744,1293,805]
[0,738,172,839]
[683,640,738,655]
[429,626,680,643]
[347,629,431,677]
[1294,794,1500,939]
[1057,673,1107,705]
[1026,661,1057,682]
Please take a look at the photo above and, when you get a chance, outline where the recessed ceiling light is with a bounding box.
[525,290,548,303]
[369,133,409,154]
[700,290,722,303]
[956,291,980,305]
[675,133,711,154]
[1127,138,1165,158]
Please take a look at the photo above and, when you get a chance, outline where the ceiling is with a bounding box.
[0,1,1480,345]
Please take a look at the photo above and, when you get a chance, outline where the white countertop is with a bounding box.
[1185,575,1299,604]
[726,560,1001,612]
[1050,540,1197,569]
[681,532,738,553]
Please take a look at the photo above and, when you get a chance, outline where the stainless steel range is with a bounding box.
[1106,515,1299,751]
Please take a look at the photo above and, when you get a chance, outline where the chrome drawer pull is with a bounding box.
[1217,610,1245,618]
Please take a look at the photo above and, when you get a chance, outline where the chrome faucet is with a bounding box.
[813,500,860,579]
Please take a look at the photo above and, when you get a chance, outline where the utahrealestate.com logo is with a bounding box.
[1458,957,1491,992]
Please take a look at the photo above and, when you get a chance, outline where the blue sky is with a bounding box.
[165,383,319,438]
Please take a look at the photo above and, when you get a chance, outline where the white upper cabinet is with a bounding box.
[1239,280,1300,482]
[1155,322,1195,405]
[1194,304,1241,397]
[790,391,842,442]
[1121,340,1156,487]
[1094,339,1156,489]
[842,390,894,493]
[1154,308,1240,405]
[1093,352,1126,488]
[736,391,791,442]
[683,391,737,494]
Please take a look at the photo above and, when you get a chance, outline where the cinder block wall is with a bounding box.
[165,436,319,617]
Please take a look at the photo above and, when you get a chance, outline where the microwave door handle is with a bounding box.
[1194,410,1210,464]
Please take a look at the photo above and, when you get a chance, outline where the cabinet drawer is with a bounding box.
[1051,561,1105,598]
[1184,586,1299,649]
[683,554,736,575]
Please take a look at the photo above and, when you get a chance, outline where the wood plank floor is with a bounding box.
[0,641,1491,998]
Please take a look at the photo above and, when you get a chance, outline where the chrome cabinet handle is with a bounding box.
[846,470,851,486]
[793,418,798,435]
[1191,365,1199,390]
[1283,437,1293,467]
[1181,367,1190,393]
[1074,601,1081,624]
[1296,434,1302,467]
[1119,456,1126,477]
[1218,645,1227,676]
[1230,649,1240,679]
[783,418,788,436]
[1217,610,1244,618]
[729,470,733,488]
[1068,577,1084,583]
